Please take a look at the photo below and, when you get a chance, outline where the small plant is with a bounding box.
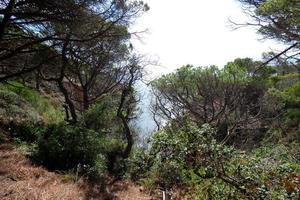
[12,137,37,156]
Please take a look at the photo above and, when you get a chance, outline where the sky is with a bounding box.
[131,0,285,137]
[131,0,284,80]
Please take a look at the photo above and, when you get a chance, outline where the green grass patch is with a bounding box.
[2,82,64,123]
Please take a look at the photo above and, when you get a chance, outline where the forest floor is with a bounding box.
[0,131,154,200]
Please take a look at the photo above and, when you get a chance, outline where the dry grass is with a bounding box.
[0,133,153,200]
[0,142,85,200]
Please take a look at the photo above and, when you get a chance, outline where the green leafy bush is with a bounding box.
[82,154,108,182]
[126,147,153,181]
[268,81,300,128]
[8,120,111,181]
[8,121,43,143]
[83,96,119,132]
[12,137,37,156]
[33,122,107,171]
[148,124,234,190]
[144,123,300,199]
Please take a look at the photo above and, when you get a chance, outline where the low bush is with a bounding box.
[33,122,108,172]
[126,147,153,181]
[12,137,37,156]
[8,121,43,143]
[142,123,300,199]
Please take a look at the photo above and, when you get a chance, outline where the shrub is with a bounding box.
[33,123,107,171]
[12,137,37,156]
[82,154,108,182]
[146,123,300,199]
[126,147,153,181]
[7,121,45,143]
[269,80,300,128]
[83,96,119,132]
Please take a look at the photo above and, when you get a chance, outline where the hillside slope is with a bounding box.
[0,133,153,200]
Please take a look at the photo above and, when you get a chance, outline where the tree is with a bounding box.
[238,0,300,43]
[83,55,143,174]
[235,0,300,68]
[151,59,276,144]
[0,0,148,123]
[0,1,149,173]
[61,24,131,111]
[0,0,148,82]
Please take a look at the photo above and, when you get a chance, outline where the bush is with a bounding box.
[6,121,47,143]
[269,80,300,128]
[82,154,108,182]
[145,123,300,199]
[83,96,119,132]
[33,122,107,171]
[12,137,37,156]
[126,147,153,181]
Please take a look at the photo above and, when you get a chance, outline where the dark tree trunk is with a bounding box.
[35,72,40,91]
[57,33,77,123]
[63,104,70,121]
[58,80,77,123]
[82,86,89,111]
[0,0,15,40]
[117,88,134,159]
[120,113,133,158]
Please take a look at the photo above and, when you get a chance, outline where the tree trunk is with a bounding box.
[117,88,133,159]
[58,80,77,123]
[82,86,89,111]
[57,33,77,123]
[35,72,40,91]
[0,0,15,40]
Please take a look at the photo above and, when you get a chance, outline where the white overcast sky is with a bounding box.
[131,0,284,79]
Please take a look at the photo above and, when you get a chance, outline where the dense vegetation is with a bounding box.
[146,60,300,199]
[0,0,300,199]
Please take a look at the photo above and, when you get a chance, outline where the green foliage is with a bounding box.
[241,0,300,43]
[269,80,300,127]
[284,81,300,106]
[141,123,300,199]
[33,122,107,171]
[149,123,234,189]
[8,122,43,143]
[227,144,300,200]
[148,57,300,198]
[7,119,114,181]
[126,147,153,181]
[82,154,108,182]
[151,60,271,144]
[83,95,119,132]
[0,86,39,123]
[1,82,64,123]
[12,137,37,156]
[83,94,140,177]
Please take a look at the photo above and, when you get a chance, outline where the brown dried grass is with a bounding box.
[0,142,85,200]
